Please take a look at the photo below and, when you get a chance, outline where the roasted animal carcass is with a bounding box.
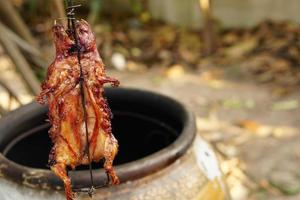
[37,20,120,200]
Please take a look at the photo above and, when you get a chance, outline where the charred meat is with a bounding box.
[37,20,119,200]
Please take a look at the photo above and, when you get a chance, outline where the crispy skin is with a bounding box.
[37,20,119,200]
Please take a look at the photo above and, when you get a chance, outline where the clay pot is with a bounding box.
[0,88,228,200]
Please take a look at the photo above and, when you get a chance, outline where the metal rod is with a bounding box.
[65,0,95,196]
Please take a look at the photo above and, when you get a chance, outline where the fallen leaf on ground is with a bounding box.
[178,30,201,64]
[222,99,255,109]
[272,126,298,138]
[295,151,300,160]
[126,61,146,72]
[225,37,257,59]
[200,70,222,81]
[272,100,300,111]
[153,25,176,49]
[269,169,300,195]
[222,99,244,109]
[236,120,273,137]
[196,117,221,132]
[111,52,126,71]
[259,179,282,196]
[236,120,261,133]
[165,64,185,79]
[271,87,291,97]
[217,143,238,157]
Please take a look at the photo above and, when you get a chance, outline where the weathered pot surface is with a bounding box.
[0,88,229,200]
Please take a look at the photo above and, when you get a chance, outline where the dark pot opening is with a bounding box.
[0,88,195,189]
[2,111,179,169]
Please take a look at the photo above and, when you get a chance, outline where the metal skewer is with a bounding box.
[65,0,95,197]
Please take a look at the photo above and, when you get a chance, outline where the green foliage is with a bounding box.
[27,0,37,16]
[88,0,103,25]
[131,0,143,15]
[23,0,52,20]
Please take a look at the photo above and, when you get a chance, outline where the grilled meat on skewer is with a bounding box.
[37,20,120,200]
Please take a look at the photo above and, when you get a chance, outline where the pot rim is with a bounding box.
[0,87,196,190]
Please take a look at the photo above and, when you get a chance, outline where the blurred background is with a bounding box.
[0,0,300,199]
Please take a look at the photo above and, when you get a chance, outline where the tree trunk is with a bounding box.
[199,0,218,56]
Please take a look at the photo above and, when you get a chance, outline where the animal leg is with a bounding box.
[97,76,119,87]
[51,163,73,200]
[103,155,120,185]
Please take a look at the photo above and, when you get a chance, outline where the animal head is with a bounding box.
[52,23,74,55]
[76,19,96,52]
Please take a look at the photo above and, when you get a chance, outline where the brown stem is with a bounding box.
[0,104,7,116]
[0,0,37,47]
[0,27,40,95]
[0,78,22,105]
[53,0,67,26]
[0,21,48,68]
[199,0,218,56]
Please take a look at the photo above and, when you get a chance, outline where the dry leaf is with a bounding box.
[259,179,282,195]
[295,151,300,160]
[272,126,298,138]
[111,52,126,71]
[201,70,222,81]
[236,120,273,137]
[126,61,146,72]
[272,100,300,111]
[165,64,185,79]
[225,38,257,59]
[222,99,255,110]
[236,120,261,133]
[153,26,176,49]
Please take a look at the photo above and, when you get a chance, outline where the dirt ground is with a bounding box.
[1,0,300,197]
[1,59,300,199]
[109,67,300,200]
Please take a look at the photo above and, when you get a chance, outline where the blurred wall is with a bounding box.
[102,0,134,14]
[149,0,300,29]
